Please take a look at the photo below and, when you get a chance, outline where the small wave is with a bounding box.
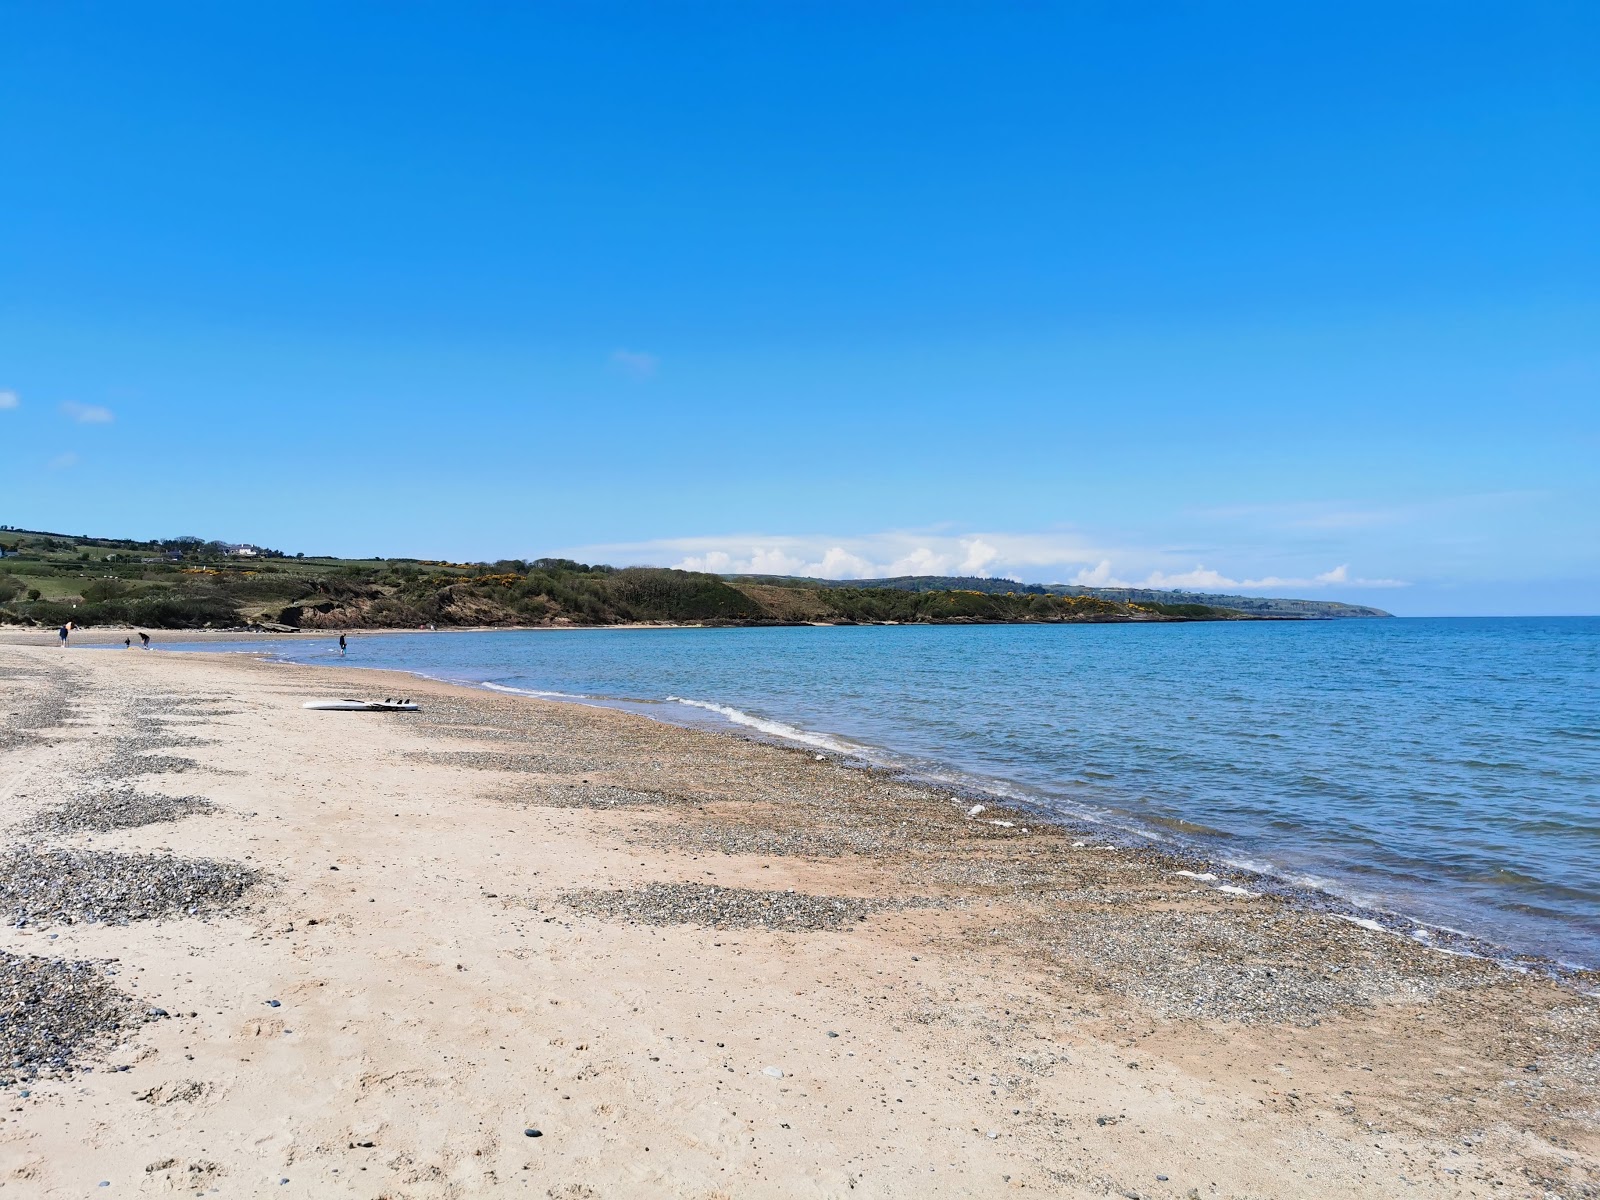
[480,680,590,700]
[1334,914,1390,934]
[665,697,863,756]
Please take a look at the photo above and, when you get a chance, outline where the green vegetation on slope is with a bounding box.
[0,528,1251,630]
[728,573,1392,618]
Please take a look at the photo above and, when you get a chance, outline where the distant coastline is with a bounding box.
[0,526,1389,632]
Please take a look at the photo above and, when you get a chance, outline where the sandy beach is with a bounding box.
[1,641,1596,1198]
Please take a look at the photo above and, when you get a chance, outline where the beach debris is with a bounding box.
[0,948,152,1086]
[1173,871,1218,882]
[0,847,261,928]
[559,882,932,931]
[763,1066,785,1078]
[966,805,985,818]
[17,785,217,838]
[1214,885,1260,899]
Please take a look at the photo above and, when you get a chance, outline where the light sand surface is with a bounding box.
[1,645,1596,1198]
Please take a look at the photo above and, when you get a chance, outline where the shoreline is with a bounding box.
[148,642,1600,979]
[2,643,1597,1196]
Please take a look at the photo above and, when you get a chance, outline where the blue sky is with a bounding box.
[2,2,1595,615]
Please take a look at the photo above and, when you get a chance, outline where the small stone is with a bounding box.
[826,1031,838,1038]
[523,1128,542,1138]
[763,1066,784,1078]
[266,1000,281,1008]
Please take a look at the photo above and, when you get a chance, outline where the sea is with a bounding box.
[171,617,1600,969]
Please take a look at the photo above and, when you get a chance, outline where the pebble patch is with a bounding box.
[0,949,152,1085]
[0,847,261,928]
[560,882,930,931]
[18,785,217,838]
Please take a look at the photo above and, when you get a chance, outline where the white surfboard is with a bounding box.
[302,700,420,712]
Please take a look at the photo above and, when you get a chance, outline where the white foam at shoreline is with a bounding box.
[160,639,1596,973]
[480,680,590,700]
[1334,914,1389,934]
[664,696,863,757]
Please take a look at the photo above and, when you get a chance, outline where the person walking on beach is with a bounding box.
[57,623,69,648]
[338,632,347,656]
[138,631,150,648]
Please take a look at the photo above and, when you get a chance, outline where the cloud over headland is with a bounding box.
[565,531,1409,592]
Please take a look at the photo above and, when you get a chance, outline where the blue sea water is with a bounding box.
[173,618,1600,967]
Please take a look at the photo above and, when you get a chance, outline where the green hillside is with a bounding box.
[727,573,1392,618]
[0,528,1252,630]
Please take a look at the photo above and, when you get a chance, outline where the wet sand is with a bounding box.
[1,643,1596,1197]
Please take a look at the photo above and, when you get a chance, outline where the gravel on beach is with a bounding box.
[0,672,83,752]
[0,949,152,1086]
[99,753,204,779]
[1024,907,1491,1024]
[17,785,218,839]
[409,748,608,775]
[0,848,260,928]
[561,882,934,931]
[508,783,698,809]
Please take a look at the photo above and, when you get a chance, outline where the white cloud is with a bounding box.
[1142,565,1242,590]
[61,401,114,424]
[1071,560,1134,587]
[573,530,1409,593]
[0,389,18,410]
[1139,562,1408,591]
[609,349,659,379]
[587,529,1111,582]
[48,452,79,470]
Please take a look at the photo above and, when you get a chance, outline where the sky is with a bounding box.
[2,2,1596,615]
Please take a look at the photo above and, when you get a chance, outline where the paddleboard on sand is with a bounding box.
[302,700,420,712]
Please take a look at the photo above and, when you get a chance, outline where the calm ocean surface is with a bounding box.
[176,618,1599,967]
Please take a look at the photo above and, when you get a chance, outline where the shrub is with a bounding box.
[606,568,762,621]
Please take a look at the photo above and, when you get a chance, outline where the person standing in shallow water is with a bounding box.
[338,633,347,656]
